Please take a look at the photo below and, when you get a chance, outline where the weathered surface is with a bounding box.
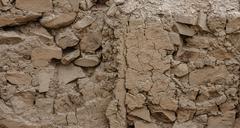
[16,0,53,12]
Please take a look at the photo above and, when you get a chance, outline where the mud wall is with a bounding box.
[0,0,240,128]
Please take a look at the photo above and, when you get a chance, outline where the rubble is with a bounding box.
[15,0,53,12]
[56,29,79,49]
[5,71,31,85]
[31,47,62,67]
[40,12,77,29]
[74,55,100,67]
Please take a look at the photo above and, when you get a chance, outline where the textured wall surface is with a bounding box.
[0,0,240,128]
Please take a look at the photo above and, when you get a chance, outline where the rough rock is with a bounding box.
[129,107,151,122]
[74,55,100,67]
[57,64,85,85]
[0,12,41,27]
[198,11,210,32]
[73,15,96,30]
[175,14,198,25]
[172,63,189,77]
[80,31,102,53]
[226,13,240,33]
[0,31,24,44]
[185,35,214,49]
[15,0,53,12]
[31,47,62,67]
[35,97,54,113]
[10,92,34,114]
[61,50,80,65]
[5,71,31,85]
[189,65,229,86]
[56,29,79,49]
[134,120,157,128]
[126,93,146,110]
[37,66,55,93]
[169,32,182,46]
[174,23,196,36]
[40,12,77,29]
[207,111,236,128]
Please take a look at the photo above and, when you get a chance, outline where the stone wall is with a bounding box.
[0,0,240,128]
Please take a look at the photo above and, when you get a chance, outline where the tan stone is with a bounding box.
[209,48,232,60]
[37,66,55,93]
[61,50,80,65]
[0,12,41,27]
[73,15,96,30]
[114,0,125,5]
[68,0,80,12]
[226,15,240,33]
[126,93,146,110]
[0,119,38,128]
[151,108,176,123]
[198,11,210,32]
[173,121,204,128]
[174,23,196,36]
[129,107,151,122]
[56,29,79,49]
[10,92,34,114]
[169,32,182,46]
[80,31,102,53]
[67,112,78,125]
[173,63,189,77]
[207,111,236,128]
[35,97,54,113]
[185,36,214,49]
[40,12,77,29]
[57,64,86,85]
[134,120,157,128]
[189,65,229,86]
[74,55,100,67]
[31,47,62,67]
[175,14,198,25]
[5,71,31,85]
[159,96,178,111]
[16,0,52,12]
[0,31,24,44]
[234,118,240,128]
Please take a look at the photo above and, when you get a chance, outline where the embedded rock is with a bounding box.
[5,71,31,85]
[15,0,53,12]
[74,55,100,67]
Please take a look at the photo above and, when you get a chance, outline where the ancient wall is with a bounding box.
[0,0,240,128]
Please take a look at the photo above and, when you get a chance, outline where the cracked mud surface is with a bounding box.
[0,0,240,128]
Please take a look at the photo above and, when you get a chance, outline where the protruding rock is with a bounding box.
[5,71,31,85]
[31,47,62,67]
[73,15,96,30]
[129,107,151,122]
[80,31,102,53]
[169,32,182,46]
[57,64,86,85]
[37,66,55,93]
[174,23,196,36]
[56,29,79,49]
[16,0,53,12]
[198,11,210,32]
[40,12,77,29]
[175,14,198,25]
[0,31,24,44]
[173,63,189,77]
[0,12,41,27]
[61,50,80,65]
[189,65,228,86]
[134,120,157,128]
[74,55,100,67]
[126,93,146,110]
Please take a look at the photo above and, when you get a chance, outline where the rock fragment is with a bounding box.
[15,0,53,12]
[80,31,102,53]
[198,11,210,32]
[73,15,96,30]
[174,23,196,36]
[185,36,213,49]
[74,55,100,67]
[172,63,189,77]
[61,50,80,65]
[126,93,146,110]
[56,29,79,49]
[0,31,24,44]
[175,14,198,25]
[57,64,85,85]
[40,12,77,29]
[129,107,151,122]
[0,12,41,27]
[189,65,228,86]
[5,71,31,85]
[134,120,157,128]
[31,47,62,67]
[37,67,55,93]
[169,32,182,46]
